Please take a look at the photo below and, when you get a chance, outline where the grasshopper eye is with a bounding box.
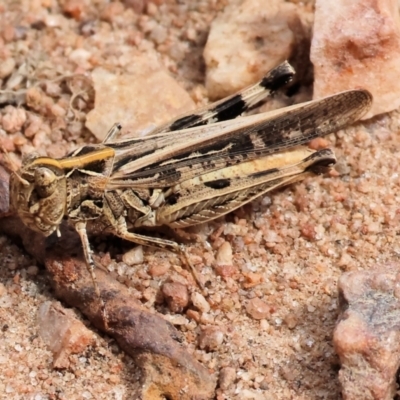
[34,167,57,197]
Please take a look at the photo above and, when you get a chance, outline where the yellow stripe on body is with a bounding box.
[31,148,115,170]
[58,148,115,169]
[31,157,63,169]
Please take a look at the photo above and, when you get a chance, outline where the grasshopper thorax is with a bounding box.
[10,155,67,237]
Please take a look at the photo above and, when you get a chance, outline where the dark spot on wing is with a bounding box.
[204,178,231,189]
[261,67,294,91]
[169,114,203,131]
[248,168,279,179]
[229,134,258,154]
[212,95,246,121]
[169,95,248,131]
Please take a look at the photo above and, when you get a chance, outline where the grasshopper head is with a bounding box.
[10,155,67,237]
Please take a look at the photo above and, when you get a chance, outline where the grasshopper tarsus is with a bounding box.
[178,244,207,292]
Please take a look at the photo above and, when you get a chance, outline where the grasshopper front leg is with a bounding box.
[75,221,109,327]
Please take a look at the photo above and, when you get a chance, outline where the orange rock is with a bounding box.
[311,0,400,118]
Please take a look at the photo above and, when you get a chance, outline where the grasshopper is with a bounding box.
[6,61,372,320]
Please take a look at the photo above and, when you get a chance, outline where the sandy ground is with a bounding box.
[1,1,400,399]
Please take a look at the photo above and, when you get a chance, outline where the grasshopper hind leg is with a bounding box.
[113,220,206,290]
